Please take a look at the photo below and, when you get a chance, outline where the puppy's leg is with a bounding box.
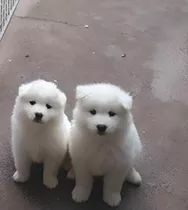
[103,170,126,207]
[126,167,142,185]
[63,152,75,180]
[63,152,72,172]
[67,167,75,180]
[72,164,93,203]
[13,148,31,182]
[43,156,62,189]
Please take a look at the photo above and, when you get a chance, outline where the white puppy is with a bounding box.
[11,80,70,189]
[69,83,142,206]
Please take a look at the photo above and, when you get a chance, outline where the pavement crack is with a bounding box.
[15,15,82,27]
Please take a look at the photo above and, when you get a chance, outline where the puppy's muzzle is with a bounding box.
[34,112,43,123]
[97,124,107,135]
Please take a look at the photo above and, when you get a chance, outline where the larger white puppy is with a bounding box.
[69,83,142,206]
[11,80,70,189]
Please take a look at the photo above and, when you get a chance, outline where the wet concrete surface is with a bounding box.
[0,0,188,209]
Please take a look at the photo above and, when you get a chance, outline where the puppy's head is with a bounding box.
[74,83,132,136]
[17,80,66,124]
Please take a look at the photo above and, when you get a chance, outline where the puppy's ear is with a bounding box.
[58,91,67,108]
[18,83,31,97]
[120,93,133,111]
[76,85,89,100]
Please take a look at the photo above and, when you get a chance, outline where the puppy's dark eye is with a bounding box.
[90,109,96,115]
[30,101,36,105]
[109,111,116,117]
[46,104,52,109]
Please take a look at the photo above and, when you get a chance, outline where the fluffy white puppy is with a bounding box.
[11,80,70,189]
[69,83,142,206]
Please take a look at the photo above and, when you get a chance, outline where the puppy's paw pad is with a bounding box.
[43,176,58,189]
[103,191,121,207]
[67,169,75,180]
[126,169,142,185]
[72,186,90,203]
[13,171,29,183]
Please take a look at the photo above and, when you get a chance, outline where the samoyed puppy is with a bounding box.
[69,83,142,206]
[11,80,70,189]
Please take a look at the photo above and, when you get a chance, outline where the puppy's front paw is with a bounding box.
[103,191,121,207]
[72,186,90,203]
[43,175,58,189]
[13,171,29,183]
[126,168,142,185]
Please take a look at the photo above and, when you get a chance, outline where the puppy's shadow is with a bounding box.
[16,165,142,210]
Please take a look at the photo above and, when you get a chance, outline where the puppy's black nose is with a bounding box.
[35,112,43,120]
[97,124,107,132]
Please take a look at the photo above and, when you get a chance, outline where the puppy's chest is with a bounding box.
[25,133,53,163]
[27,141,44,163]
[86,144,126,175]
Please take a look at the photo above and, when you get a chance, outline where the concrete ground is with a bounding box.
[0,0,188,209]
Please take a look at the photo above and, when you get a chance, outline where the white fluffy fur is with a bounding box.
[69,83,142,206]
[11,80,70,189]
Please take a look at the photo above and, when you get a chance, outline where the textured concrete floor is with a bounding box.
[0,0,188,209]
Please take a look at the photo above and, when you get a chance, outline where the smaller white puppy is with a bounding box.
[69,83,142,206]
[11,80,70,189]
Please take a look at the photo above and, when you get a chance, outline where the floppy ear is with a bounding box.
[120,93,133,111]
[76,85,89,100]
[58,91,67,107]
[18,83,31,97]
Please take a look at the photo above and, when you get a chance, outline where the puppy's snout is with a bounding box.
[97,124,107,133]
[35,112,43,120]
